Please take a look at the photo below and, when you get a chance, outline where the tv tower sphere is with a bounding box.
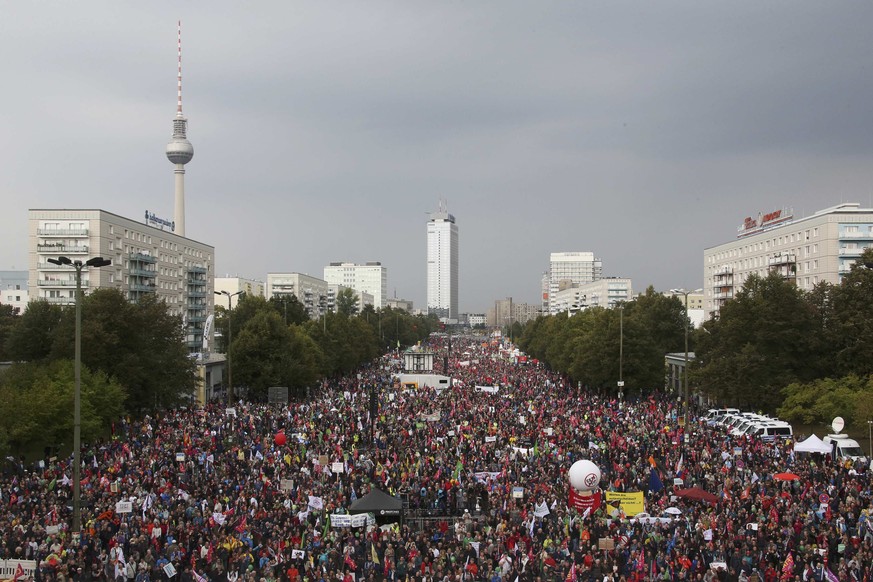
[166,122,194,165]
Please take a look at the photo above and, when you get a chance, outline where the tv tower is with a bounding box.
[166,20,193,237]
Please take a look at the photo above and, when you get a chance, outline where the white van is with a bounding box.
[823,434,866,463]
[748,422,793,441]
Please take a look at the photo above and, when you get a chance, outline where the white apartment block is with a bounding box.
[0,271,28,315]
[546,252,602,314]
[28,209,214,351]
[704,203,873,317]
[549,277,633,315]
[427,207,459,320]
[266,273,328,319]
[215,276,265,298]
[323,262,387,308]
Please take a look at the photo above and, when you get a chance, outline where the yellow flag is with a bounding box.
[371,543,380,565]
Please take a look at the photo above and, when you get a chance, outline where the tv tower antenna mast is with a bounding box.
[166,20,194,237]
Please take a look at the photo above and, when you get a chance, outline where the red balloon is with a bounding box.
[274,432,286,446]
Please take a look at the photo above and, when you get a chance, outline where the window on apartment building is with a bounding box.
[813,228,818,237]
[813,244,818,253]
[813,260,818,269]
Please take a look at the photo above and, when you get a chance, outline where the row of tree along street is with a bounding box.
[519,247,873,434]
[0,287,437,457]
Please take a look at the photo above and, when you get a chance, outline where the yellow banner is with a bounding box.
[605,491,645,516]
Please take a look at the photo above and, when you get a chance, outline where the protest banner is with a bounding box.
[604,491,645,516]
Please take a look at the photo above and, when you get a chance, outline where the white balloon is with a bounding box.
[568,460,601,492]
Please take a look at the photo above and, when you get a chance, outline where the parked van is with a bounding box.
[705,408,740,420]
[748,422,793,441]
[823,434,866,463]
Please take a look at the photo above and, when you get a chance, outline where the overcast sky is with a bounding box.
[3,2,873,312]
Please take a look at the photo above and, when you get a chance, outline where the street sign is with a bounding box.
[617,381,625,387]
[819,493,830,505]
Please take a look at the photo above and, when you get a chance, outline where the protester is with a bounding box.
[1,335,870,582]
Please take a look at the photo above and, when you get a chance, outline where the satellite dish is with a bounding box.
[831,416,845,434]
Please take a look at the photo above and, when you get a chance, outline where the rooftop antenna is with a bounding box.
[176,20,183,116]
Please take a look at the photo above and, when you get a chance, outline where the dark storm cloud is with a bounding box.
[2,1,873,310]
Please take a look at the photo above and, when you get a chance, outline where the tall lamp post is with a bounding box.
[47,255,112,539]
[215,290,243,404]
[618,304,624,400]
[671,288,702,427]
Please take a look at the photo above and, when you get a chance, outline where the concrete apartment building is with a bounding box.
[29,209,214,351]
[266,273,328,319]
[488,298,542,327]
[0,271,28,315]
[549,277,633,315]
[704,203,873,317]
[215,276,265,298]
[545,252,602,314]
[323,262,387,308]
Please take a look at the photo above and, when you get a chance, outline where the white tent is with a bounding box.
[794,434,831,454]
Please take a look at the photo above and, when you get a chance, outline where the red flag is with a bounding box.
[13,564,25,581]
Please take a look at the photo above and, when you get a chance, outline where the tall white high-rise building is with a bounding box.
[426,203,459,320]
[323,262,387,308]
[546,251,602,314]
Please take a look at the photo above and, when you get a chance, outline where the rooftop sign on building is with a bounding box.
[736,207,794,238]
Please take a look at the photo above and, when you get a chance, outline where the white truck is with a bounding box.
[823,434,867,464]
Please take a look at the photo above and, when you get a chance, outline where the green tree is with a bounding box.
[625,287,687,355]
[0,359,126,454]
[232,311,323,399]
[269,294,308,326]
[829,247,873,376]
[4,300,63,362]
[336,288,360,317]
[50,289,197,412]
[0,303,20,362]
[779,375,871,427]
[693,273,820,410]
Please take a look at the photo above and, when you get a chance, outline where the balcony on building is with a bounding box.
[129,252,158,264]
[37,227,89,237]
[38,243,89,254]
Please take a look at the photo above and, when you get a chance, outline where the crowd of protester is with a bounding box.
[1,335,871,582]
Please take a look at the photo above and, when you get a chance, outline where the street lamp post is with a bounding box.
[215,290,243,405]
[618,305,624,399]
[671,288,702,428]
[46,255,112,539]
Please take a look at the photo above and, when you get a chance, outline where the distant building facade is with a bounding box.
[488,298,543,327]
[215,276,265,298]
[266,273,328,319]
[29,209,214,351]
[549,277,633,315]
[704,203,873,317]
[0,271,28,314]
[327,284,374,313]
[546,252,602,314]
[386,298,414,312]
[323,262,387,308]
